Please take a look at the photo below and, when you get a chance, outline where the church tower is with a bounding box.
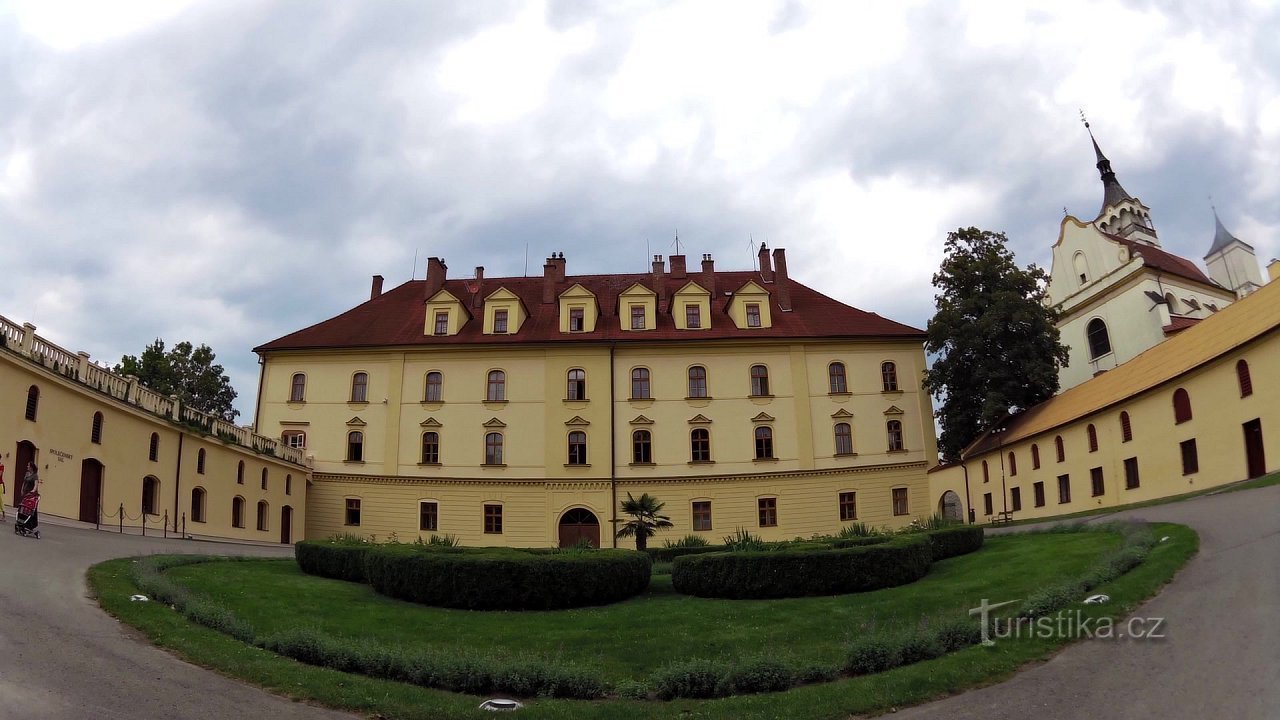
[1086,124,1159,245]
[1204,208,1264,298]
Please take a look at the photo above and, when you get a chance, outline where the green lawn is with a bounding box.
[90,522,1198,719]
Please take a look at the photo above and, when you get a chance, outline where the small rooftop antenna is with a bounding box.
[412,248,419,280]
[646,238,651,270]
[523,243,528,277]
[748,235,757,271]
[672,229,681,256]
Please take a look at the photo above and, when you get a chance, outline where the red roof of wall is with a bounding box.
[255,270,924,352]
[1105,234,1215,287]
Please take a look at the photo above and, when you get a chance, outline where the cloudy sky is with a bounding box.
[2,0,1277,420]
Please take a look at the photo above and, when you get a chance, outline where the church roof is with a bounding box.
[961,275,1280,458]
[255,268,924,352]
[1102,232,1215,287]
[1206,208,1254,256]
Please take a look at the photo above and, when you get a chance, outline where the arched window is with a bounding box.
[881,362,899,392]
[1087,424,1098,452]
[232,497,245,528]
[834,423,853,455]
[1031,443,1040,469]
[191,487,206,523]
[749,365,770,396]
[484,432,504,465]
[1120,411,1133,442]
[754,426,774,459]
[1073,251,1090,285]
[632,429,652,464]
[424,371,443,402]
[1237,359,1253,397]
[237,460,245,484]
[1055,435,1065,462]
[196,448,206,474]
[631,368,651,399]
[982,460,989,483]
[257,501,269,531]
[486,370,506,401]
[347,431,364,462]
[829,362,848,393]
[566,369,586,401]
[289,373,306,402]
[1172,388,1192,424]
[148,433,159,461]
[690,428,711,462]
[25,385,40,421]
[285,474,292,496]
[260,468,268,490]
[91,412,104,444]
[886,420,904,451]
[1008,451,1017,476]
[567,431,588,465]
[1086,318,1112,359]
[1164,293,1179,314]
[421,432,440,464]
[350,372,368,403]
[687,366,708,398]
[141,476,160,515]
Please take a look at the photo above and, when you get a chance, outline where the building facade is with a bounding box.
[1,317,308,542]
[255,247,939,547]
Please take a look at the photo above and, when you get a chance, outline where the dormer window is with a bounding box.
[746,303,762,328]
[569,307,584,332]
[493,309,509,334]
[433,311,449,336]
[631,305,646,330]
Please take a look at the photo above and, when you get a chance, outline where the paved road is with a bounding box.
[1,487,1275,720]
[0,516,354,720]
[891,483,1280,720]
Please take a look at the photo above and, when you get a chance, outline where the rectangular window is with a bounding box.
[1033,481,1045,507]
[493,309,509,334]
[419,501,438,532]
[839,491,857,520]
[344,498,361,526]
[757,497,777,527]
[1124,457,1140,489]
[1090,467,1105,497]
[1180,439,1199,475]
[693,501,712,531]
[282,431,306,449]
[746,303,761,327]
[483,504,503,534]
[686,304,701,328]
[569,307,585,332]
[983,492,993,516]
[1057,474,1071,504]
[1010,487,1022,511]
[433,311,449,336]
[630,304,646,330]
[892,487,909,516]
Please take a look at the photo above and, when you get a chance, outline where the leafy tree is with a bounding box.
[615,492,674,552]
[925,227,1069,461]
[116,339,240,421]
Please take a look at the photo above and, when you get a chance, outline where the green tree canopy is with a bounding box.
[924,227,1069,461]
[115,339,240,421]
[615,492,674,552]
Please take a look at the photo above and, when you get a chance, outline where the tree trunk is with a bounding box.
[636,530,647,552]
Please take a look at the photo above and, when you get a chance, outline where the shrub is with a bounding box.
[925,525,985,560]
[651,658,727,699]
[722,527,768,551]
[717,657,794,696]
[671,535,932,599]
[295,539,375,583]
[614,679,650,700]
[363,546,651,610]
[836,521,879,538]
[664,534,710,548]
[844,635,902,675]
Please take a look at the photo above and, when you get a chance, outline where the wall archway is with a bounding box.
[557,507,600,548]
[938,490,963,522]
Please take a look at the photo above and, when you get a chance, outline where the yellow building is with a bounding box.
[255,247,939,547]
[1,317,308,542]
[930,265,1280,523]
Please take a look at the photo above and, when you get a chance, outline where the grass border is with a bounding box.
[89,521,1197,719]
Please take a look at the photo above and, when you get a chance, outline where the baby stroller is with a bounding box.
[15,491,39,539]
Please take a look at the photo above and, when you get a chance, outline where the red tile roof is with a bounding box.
[1104,234,1215,287]
[1162,317,1201,335]
[255,270,924,352]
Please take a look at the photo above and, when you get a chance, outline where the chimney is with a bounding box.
[651,254,666,306]
[370,274,384,300]
[757,242,773,282]
[772,248,791,311]
[543,256,557,304]
[670,254,687,280]
[701,253,716,296]
[1268,258,1280,284]
[425,257,447,299]
[471,266,484,309]
[554,251,566,283]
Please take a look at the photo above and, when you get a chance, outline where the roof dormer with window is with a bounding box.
[727,280,772,329]
[482,287,527,335]
[558,283,600,333]
[619,283,657,332]
[423,289,469,337]
[674,281,712,330]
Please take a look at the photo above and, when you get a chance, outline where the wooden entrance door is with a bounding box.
[79,459,104,523]
[14,441,36,508]
[1244,419,1266,479]
[558,508,601,548]
[280,505,293,544]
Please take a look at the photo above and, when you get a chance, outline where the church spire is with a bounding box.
[1207,206,1253,256]
[1082,115,1134,213]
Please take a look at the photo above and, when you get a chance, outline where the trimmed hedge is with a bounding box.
[294,540,374,583]
[829,536,893,549]
[363,546,652,610]
[926,526,985,560]
[645,545,729,562]
[671,535,932,599]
